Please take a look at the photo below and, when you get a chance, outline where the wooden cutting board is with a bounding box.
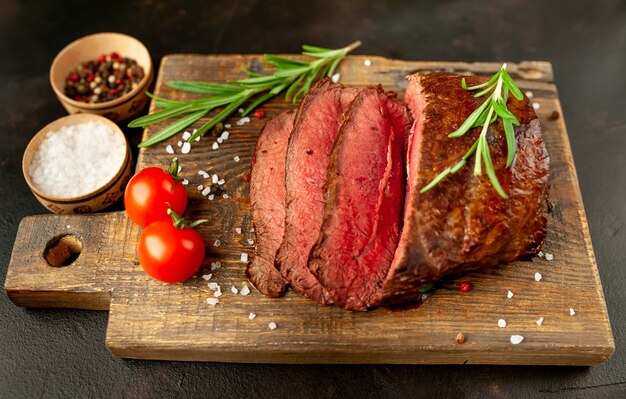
[5,55,614,365]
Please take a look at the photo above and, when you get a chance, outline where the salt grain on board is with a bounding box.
[208,195,215,201]
[525,91,534,98]
[545,253,554,261]
[212,174,218,184]
[197,185,204,191]
[210,261,221,271]
[224,124,231,128]
[235,227,242,234]
[206,298,219,306]
[217,179,225,185]
[498,319,507,328]
[181,141,191,154]
[364,59,372,67]
[182,131,191,140]
[177,141,182,147]
[240,253,249,262]
[331,73,340,83]
[268,322,277,330]
[202,274,212,281]
[247,239,254,245]
[223,194,229,199]
[510,335,524,345]
[166,144,174,154]
[240,286,250,296]
[231,286,239,294]
[221,131,229,140]
[213,291,222,298]
[535,272,542,282]
[182,179,189,185]
[569,308,576,316]
[532,102,540,110]
[234,156,240,162]
[213,239,221,247]
[201,187,211,196]
[212,142,219,150]
[248,312,256,320]
[207,282,219,290]
[536,317,544,326]
[507,290,514,299]
[217,137,223,144]
[538,250,544,258]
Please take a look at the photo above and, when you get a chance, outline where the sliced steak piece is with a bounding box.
[247,110,296,297]
[309,86,412,311]
[275,79,358,304]
[382,72,550,305]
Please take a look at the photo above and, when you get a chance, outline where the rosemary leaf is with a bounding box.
[138,109,208,148]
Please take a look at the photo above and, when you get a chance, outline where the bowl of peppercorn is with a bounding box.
[50,32,153,123]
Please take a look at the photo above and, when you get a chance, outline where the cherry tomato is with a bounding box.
[124,159,187,226]
[138,215,206,283]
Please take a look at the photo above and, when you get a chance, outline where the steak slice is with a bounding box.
[275,79,358,304]
[309,86,412,311]
[247,110,296,297]
[382,72,550,305]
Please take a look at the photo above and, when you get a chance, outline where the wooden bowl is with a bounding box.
[22,114,133,214]
[49,32,153,123]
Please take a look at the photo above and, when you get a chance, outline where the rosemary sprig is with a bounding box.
[420,64,524,198]
[130,41,362,147]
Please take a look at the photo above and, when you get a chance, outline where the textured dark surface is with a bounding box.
[0,0,624,397]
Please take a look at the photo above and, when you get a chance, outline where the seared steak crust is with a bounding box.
[383,72,550,304]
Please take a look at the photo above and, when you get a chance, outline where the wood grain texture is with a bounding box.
[4,55,614,365]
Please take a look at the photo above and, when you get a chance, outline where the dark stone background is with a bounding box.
[1,0,624,397]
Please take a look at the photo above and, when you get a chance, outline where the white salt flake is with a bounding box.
[165,144,174,154]
[210,261,222,271]
[182,131,191,140]
[331,73,340,83]
[212,174,219,184]
[217,179,225,185]
[66,225,71,229]
[507,290,514,299]
[206,298,219,306]
[213,291,223,298]
[250,227,255,233]
[240,286,251,296]
[177,165,182,174]
[364,59,372,67]
[535,272,542,282]
[217,137,223,144]
[510,335,524,345]
[235,227,242,234]
[202,274,212,281]
[231,286,239,294]
[208,194,215,201]
[213,239,221,247]
[223,193,229,199]
[234,155,240,162]
[268,322,277,330]
[545,253,554,261]
[207,282,219,290]
[525,91,534,98]
[221,131,230,140]
[212,142,219,150]
[177,141,183,147]
[498,319,507,328]
[538,250,544,258]
[247,239,254,245]
[182,179,189,185]
[236,117,251,126]
[197,185,204,191]
[224,124,231,128]
[532,102,541,110]
[181,141,191,154]
[240,253,249,262]
[536,317,544,326]
[238,108,244,114]
[201,187,211,196]
[248,312,256,320]
[569,308,576,316]
[194,136,201,142]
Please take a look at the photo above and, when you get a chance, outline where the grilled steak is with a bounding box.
[275,79,358,304]
[382,72,550,305]
[247,110,296,297]
[309,86,412,311]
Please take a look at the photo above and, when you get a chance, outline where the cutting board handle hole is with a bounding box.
[43,234,83,267]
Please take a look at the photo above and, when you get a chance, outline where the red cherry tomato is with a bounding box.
[124,160,187,227]
[138,217,205,283]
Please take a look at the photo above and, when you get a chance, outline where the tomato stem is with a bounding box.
[167,206,208,230]
[166,157,182,180]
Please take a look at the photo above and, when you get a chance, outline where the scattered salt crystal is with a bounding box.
[213,239,221,247]
[240,286,250,296]
[507,290,514,299]
[66,225,71,229]
[194,136,201,142]
[364,59,372,67]
[247,239,254,245]
[535,272,542,282]
[510,335,524,345]
[212,142,219,150]
[217,137,223,144]
[536,317,544,326]
[250,227,255,233]
[532,102,540,110]
[331,73,340,83]
[538,250,544,258]
[238,108,244,114]
[221,131,230,140]
[525,91,534,98]
[248,312,256,320]
[235,228,242,234]
[201,187,211,196]
[498,319,507,328]
[166,144,174,154]
[206,298,219,306]
[28,121,126,198]
[217,179,225,185]
[197,185,204,191]
[231,286,239,294]
[268,322,277,330]
[198,170,209,178]
[236,117,250,126]
[177,165,182,173]
[212,174,219,184]
[224,124,231,128]
[240,253,249,262]
[207,282,219,290]
[182,131,191,140]
[208,194,215,201]
[223,194,229,199]
[181,141,191,154]
[182,179,189,185]
[234,156,240,162]
[545,253,554,261]
[177,141,183,147]
[213,291,223,297]
[202,274,212,281]
[569,308,576,316]
[210,261,222,271]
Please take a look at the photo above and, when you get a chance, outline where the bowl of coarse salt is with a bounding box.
[22,114,133,214]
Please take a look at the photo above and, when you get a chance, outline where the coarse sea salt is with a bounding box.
[507,290,514,299]
[240,253,249,262]
[231,286,239,294]
[498,319,507,328]
[248,312,256,320]
[569,308,576,316]
[364,59,372,67]
[268,322,277,330]
[166,144,174,154]
[202,274,212,281]
[182,131,191,140]
[535,272,542,282]
[331,73,340,83]
[536,317,544,326]
[235,227,242,234]
[510,335,524,345]
[545,253,554,261]
[29,121,126,198]
[181,141,191,154]
[212,142,219,150]
[210,261,221,271]
[240,286,250,296]
[234,156,240,162]
[206,298,219,306]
